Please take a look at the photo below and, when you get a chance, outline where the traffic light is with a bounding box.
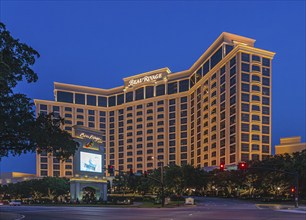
[291,186,295,193]
[238,162,248,170]
[108,165,114,176]
[129,168,134,176]
[144,171,148,178]
[220,163,225,171]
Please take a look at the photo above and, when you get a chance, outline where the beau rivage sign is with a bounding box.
[79,133,103,143]
[74,128,103,144]
[127,73,164,87]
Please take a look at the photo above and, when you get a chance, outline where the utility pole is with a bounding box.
[150,156,165,207]
[295,172,299,208]
[161,164,164,207]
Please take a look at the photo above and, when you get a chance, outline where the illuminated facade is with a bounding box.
[35,32,275,177]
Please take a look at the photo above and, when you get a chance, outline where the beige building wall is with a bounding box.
[275,136,306,154]
[0,172,39,185]
[34,32,275,177]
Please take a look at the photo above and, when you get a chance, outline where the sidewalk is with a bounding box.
[130,202,143,207]
[256,203,306,211]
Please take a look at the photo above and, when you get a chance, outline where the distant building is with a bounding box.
[0,172,39,185]
[275,136,306,155]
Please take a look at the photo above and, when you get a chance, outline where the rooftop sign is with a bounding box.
[128,73,163,87]
[122,68,170,88]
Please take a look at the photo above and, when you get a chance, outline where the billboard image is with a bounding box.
[80,152,102,173]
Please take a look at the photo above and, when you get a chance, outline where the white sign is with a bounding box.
[79,132,102,143]
[128,74,162,86]
[185,197,194,205]
[80,152,102,173]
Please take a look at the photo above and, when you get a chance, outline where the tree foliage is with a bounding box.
[1,151,305,202]
[33,113,79,159]
[0,22,78,159]
[0,177,69,202]
[110,150,306,200]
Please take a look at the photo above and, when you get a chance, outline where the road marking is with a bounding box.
[15,215,25,220]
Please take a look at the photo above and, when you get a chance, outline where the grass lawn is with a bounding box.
[23,203,128,208]
[22,201,186,208]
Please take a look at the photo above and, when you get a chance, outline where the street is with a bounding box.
[0,197,305,220]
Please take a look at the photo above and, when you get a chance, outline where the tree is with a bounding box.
[112,174,129,194]
[291,150,306,199]
[0,22,78,159]
[0,177,69,202]
[163,165,183,195]
[43,177,69,200]
[33,113,79,159]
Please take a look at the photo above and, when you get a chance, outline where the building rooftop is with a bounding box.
[275,136,306,155]
[280,136,302,145]
[39,32,274,98]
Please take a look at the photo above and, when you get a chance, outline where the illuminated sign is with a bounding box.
[80,152,102,173]
[83,140,99,150]
[128,73,162,86]
[79,133,102,143]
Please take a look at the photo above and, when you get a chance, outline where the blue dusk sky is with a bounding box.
[0,1,305,174]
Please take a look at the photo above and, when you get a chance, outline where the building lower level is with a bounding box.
[35,32,275,177]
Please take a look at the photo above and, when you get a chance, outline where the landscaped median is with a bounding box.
[107,194,188,208]
[2,197,187,209]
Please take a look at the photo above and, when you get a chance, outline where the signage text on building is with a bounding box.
[79,133,102,143]
[128,73,162,86]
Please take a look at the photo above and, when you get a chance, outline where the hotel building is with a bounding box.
[35,32,275,177]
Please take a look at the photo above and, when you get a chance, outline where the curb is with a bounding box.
[256,204,306,211]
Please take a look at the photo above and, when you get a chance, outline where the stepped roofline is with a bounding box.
[50,32,274,96]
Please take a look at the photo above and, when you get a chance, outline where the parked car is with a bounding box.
[0,201,4,206]
[9,200,21,206]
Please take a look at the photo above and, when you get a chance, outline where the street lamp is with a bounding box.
[276,187,280,197]
[150,156,165,207]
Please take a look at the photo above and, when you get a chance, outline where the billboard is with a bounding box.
[80,152,102,173]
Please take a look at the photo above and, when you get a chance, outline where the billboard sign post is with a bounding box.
[70,126,107,203]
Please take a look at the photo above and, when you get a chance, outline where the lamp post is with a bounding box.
[151,156,165,207]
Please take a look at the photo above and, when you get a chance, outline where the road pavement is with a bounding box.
[0,197,305,220]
